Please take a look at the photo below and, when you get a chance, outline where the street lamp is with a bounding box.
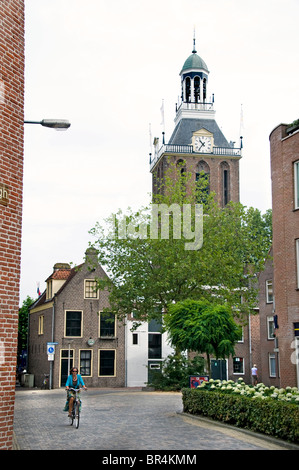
[24,119,71,129]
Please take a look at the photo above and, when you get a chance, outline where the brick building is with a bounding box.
[269,122,299,388]
[0,1,25,449]
[256,249,280,387]
[28,249,125,389]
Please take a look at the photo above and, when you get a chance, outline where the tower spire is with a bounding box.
[192,28,197,54]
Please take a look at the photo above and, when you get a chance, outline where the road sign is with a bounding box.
[47,343,57,355]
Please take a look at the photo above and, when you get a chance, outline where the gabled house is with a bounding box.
[28,248,125,388]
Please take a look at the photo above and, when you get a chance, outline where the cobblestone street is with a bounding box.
[12,388,297,453]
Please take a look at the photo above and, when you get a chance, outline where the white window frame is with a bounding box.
[266,280,273,303]
[267,316,275,339]
[237,326,244,343]
[233,356,244,375]
[269,353,276,377]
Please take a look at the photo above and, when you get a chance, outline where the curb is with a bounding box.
[178,412,299,450]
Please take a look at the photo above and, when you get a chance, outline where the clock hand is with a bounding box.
[198,139,204,149]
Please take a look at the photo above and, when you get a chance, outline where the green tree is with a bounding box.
[18,295,35,351]
[148,353,205,391]
[88,165,272,324]
[164,299,242,376]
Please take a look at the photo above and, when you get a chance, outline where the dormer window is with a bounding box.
[46,280,53,300]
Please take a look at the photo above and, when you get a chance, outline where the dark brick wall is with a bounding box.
[153,154,240,205]
[0,0,25,449]
[270,124,299,387]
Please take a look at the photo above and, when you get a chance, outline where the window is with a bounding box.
[99,312,116,337]
[46,280,52,300]
[203,78,207,101]
[233,357,244,374]
[269,353,276,377]
[237,326,244,343]
[84,279,99,299]
[221,162,230,207]
[148,333,162,359]
[194,76,200,102]
[132,333,138,345]
[267,316,275,339]
[185,77,191,102]
[196,161,210,204]
[80,350,92,376]
[65,310,82,337]
[266,280,273,303]
[294,161,299,209]
[99,350,115,376]
[38,315,44,335]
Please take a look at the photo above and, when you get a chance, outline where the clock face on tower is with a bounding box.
[194,136,212,153]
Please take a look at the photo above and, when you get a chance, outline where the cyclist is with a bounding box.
[65,367,87,417]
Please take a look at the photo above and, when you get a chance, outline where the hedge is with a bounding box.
[182,388,299,444]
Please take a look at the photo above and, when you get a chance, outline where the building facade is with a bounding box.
[150,37,242,206]
[28,249,126,389]
[257,249,280,387]
[270,122,299,388]
[126,316,174,387]
[0,1,25,449]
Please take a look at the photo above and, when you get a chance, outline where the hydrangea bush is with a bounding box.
[182,378,299,443]
[198,377,299,405]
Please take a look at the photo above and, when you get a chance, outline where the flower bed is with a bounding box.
[182,379,299,444]
[200,378,299,404]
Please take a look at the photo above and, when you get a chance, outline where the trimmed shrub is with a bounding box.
[182,388,299,443]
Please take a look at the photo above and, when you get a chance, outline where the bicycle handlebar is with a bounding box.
[67,387,87,392]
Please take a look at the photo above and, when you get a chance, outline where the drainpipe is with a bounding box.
[124,318,127,387]
[248,313,252,371]
[49,297,55,390]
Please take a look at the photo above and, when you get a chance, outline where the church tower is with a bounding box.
[150,37,242,207]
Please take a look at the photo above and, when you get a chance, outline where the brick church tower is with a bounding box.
[150,37,242,206]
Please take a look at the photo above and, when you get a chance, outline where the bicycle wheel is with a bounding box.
[69,402,74,426]
[74,401,80,429]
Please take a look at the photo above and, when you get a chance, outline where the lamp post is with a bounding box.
[24,117,70,390]
[24,119,71,129]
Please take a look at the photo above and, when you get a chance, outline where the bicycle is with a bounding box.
[41,374,49,389]
[67,387,86,429]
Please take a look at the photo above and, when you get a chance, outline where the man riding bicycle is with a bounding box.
[65,367,87,417]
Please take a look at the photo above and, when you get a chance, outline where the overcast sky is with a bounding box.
[20,0,299,303]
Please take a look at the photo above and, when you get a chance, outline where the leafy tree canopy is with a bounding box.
[89,164,272,324]
[165,299,243,375]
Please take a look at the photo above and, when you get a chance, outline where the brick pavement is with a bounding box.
[13,388,297,452]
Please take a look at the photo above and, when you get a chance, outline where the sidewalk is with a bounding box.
[13,388,298,451]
